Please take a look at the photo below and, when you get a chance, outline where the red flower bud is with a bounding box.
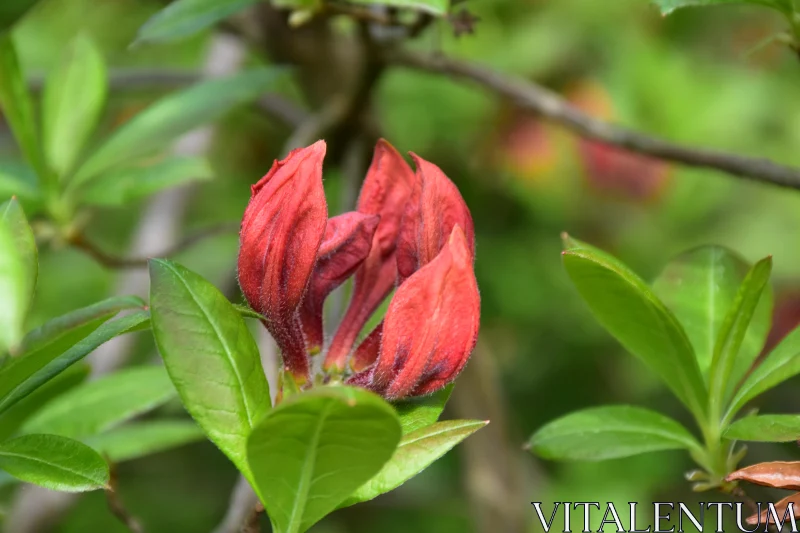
[347,226,480,399]
[324,140,415,371]
[396,154,475,283]
[238,141,328,383]
[298,212,380,355]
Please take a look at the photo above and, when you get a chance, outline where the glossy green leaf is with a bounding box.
[0,35,48,182]
[529,405,702,461]
[42,36,107,177]
[84,420,204,462]
[724,415,800,442]
[0,0,44,31]
[80,157,213,206]
[0,433,108,492]
[23,365,175,438]
[653,0,793,16]
[0,197,36,319]
[0,215,25,354]
[562,243,707,419]
[726,326,800,422]
[73,68,284,185]
[0,310,149,414]
[653,246,772,378]
[247,386,401,533]
[0,364,89,441]
[708,257,772,415]
[149,259,270,482]
[13,295,144,386]
[342,419,486,507]
[136,0,262,44]
[394,384,453,434]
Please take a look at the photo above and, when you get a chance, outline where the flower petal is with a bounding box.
[237,140,328,381]
[299,212,379,354]
[325,140,415,371]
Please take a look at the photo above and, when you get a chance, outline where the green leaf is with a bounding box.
[80,157,213,206]
[562,243,707,420]
[0,364,89,441]
[0,433,109,492]
[84,420,204,463]
[724,415,800,442]
[0,0,44,31]
[394,384,453,434]
[726,326,800,422]
[72,68,285,185]
[149,259,270,483]
[0,35,48,183]
[136,0,262,45]
[0,163,40,202]
[0,214,26,354]
[653,246,772,379]
[652,0,794,17]
[0,197,36,319]
[247,386,401,533]
[233,304,267,321]
[0,310,149,415]
[341,419,486,507]
[22,365,176,438]
[708,257,772,416]
[529,405,702,461]
[18,295,144,356]
[42,36,107,177]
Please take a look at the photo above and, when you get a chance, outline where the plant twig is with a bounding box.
[69,221,240,269]
[387,49,800,191]
[240,503,264,533]
[106,465,145,533]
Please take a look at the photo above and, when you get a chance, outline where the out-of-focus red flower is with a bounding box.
[238,140,480,398]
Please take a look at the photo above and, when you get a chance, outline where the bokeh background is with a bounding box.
[3,0,800,531]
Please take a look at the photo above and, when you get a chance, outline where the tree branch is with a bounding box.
[387,49,800,191]
[69,222,240,269]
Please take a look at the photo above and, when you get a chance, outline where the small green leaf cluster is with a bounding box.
[529,236,800,491]
[0,198,205,492]
[148,258,486,533]
[136,0,452,45]
[0,26,282,243]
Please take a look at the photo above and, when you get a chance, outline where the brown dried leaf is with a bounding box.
[746,491,800,525]
[727,461,800,490]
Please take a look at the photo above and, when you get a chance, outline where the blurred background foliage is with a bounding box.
[2,0,800,531]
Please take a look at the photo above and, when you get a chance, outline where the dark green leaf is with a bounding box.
[652,0,793,16]
[529,405,702,461]
[80,157,212,206]
[708,257,772,415]
[72,68,285,185]
[84,420,204,462]
[394,384,453,434]
[726,326,800,422]
[342,419,485,507]
[0,215,25,353]
[0,364,89,441]
[149,259,270,482]
[562,242,707,420]
[0,310,150,414]
[0,197,36,318]
[23,365,175,438]
[136,0,262,45]
[247,386,401,533]
[42,36,107,177]
[653,246,772,378]
[0,0,44,31]
[0,433,108,492]
[18,295,144,355]
[724,415,800,442]
[0,35,48,182]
